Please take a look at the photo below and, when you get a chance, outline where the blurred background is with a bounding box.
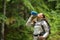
[0,0,60,40]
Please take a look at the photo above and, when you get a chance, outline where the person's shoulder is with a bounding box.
[42,20,47,24]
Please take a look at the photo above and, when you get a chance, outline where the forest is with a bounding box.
[0,0,60,40]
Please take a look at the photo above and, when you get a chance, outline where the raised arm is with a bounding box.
[26,15,33,26]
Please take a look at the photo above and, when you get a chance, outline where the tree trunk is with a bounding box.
[1,0,6,40]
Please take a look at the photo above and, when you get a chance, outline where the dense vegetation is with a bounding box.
[0,0,60,40]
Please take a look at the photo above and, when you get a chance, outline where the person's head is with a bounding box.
[32,13,45,22]
[37,13,45,19]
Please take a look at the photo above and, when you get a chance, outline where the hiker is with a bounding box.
[26,11,50,40]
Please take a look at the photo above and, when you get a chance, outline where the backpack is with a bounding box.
[41,20,51,34]
[33,20,51,34]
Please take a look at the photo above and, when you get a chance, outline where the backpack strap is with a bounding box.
[41,25,45,33]
[41,20,51,34]
[39,24,45,36]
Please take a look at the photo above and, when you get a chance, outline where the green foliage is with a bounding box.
[0,14,7,23]
[10,16,26,28]
[0,0,60,40]
[23,0,35,11]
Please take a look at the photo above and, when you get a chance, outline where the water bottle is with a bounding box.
[31,11,38,16]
